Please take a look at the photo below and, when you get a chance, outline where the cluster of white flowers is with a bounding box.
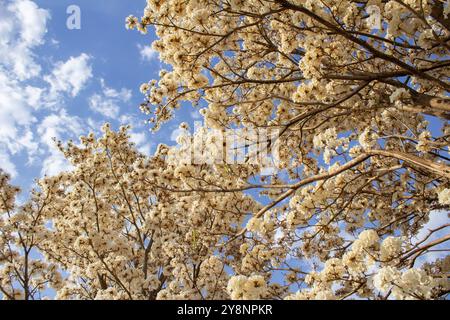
[358,128,379,150]
[416,131,433,153]
[373,267,448,300]
[286,228,448,300]
[0,171,63,299]
[227,275,267,300]
[313,127,337,149]
[389,88,410,104]
[380,236,404,262]
[246,212,276,237]
[418,29,435,49]
[438,188,450,205]
[0,171,20,213]
[287,186,316,226]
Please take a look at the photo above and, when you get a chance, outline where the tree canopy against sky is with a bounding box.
[1,0,450,300]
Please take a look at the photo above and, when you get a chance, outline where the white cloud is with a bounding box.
[138,144,152,156]
[129,131,146,145]
[138,43,158,62]
[129,131,152,155]
[0,0,50,80]
[86,117,103,132]
[37,111,85,176]
[24,86,44,109]
[37,111,84,147]
[39,147,72,178]
[0,72,39,164]
[190,110,202,120]
[13,0,49,46]
[170,128,186,142]
[89,94,121,119]
[116,114,153,155]
[88,79,132,118]
[45,53,93,97]
[118,114,138,125]
[0,149,18,178]
[0,0,50,177]
[40,150,73,177]
[0,1,151,183]
[0,1,95,181]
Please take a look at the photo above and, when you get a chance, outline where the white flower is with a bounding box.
[373,266,401,293]
[418,29,434,49]
[125,15,139,30]
[358,129,378,150]
[438,188,450,205]
[323,258,345,279]
[140,83,150,94]
[398,269,434,299]
[389,88,409,103]
[247,217,263,233]
[227,275,267,300]
[313,127,337,149]
[380,236,403,261]
[357,229,379,248]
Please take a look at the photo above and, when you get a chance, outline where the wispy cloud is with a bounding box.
[45,53,93,97]
[88,79,132,118]
[0,0,50,80]
[129,130,153,156]
[138,43,158,62]
[37,110,85,176]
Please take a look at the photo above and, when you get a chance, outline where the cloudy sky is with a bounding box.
[0,0,197,191]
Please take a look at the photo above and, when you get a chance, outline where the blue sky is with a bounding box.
[0,0,201,193]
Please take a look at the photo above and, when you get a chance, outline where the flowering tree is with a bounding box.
[1,125,261,300]
[0,0,449,300]
[127,0,450,299]
[0,170,62,299]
